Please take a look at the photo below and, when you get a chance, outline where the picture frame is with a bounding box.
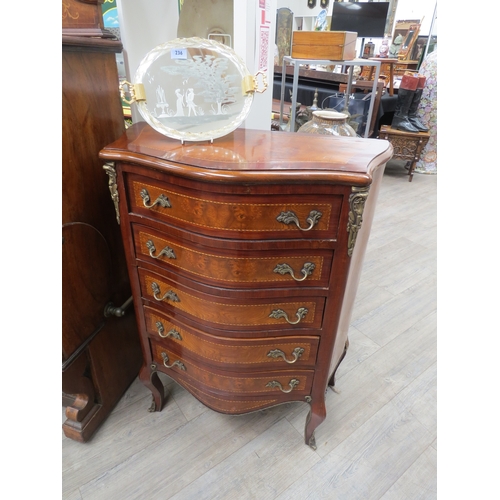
[391,19,420,61]
[411,35,437,68]
[392,19,420,42]
[396,22,421,61]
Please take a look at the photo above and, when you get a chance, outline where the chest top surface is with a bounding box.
[100,122,393,187]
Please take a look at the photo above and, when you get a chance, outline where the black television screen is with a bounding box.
[330,2,390,38]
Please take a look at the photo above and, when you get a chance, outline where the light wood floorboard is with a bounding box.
[62,160,437,499]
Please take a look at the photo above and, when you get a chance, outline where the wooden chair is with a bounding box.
[367,58,398,96]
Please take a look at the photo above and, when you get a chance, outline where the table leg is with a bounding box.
[408,160,415,182]
[389,64,394,96]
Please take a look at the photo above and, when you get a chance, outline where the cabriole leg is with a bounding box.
[328,338,350,390]
[139,362,165,412]
[304,395,326,450]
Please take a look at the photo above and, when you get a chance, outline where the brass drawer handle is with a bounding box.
[155,321,182,340]
[276,210,322,231]
[140,188,171,209]
[146,240,176,260]
[161,352,186,370]
[151,282,180,303]
[266,379,300,393]
[269,307,308,325]
[267,347,305,364]
[273,262,315,282]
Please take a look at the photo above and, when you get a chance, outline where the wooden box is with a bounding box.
[291,31,357,61]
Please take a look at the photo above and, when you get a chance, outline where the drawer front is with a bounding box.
[144,306,320,369]
[151,343,314,397]
[139,268,325,331]
[126,175,342,240]
[173,378,284,414]
[133,224,333,289]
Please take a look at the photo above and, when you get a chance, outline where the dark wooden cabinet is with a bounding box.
[62,0,113,38]
[99,122,392,449]
[62,2,141,442]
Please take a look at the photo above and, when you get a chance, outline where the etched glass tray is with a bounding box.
[130,37,255,142]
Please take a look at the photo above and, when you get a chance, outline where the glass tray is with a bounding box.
[131,37,255,142]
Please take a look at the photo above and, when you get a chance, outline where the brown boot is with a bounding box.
[392,75,419,133]
[408,76,429,132]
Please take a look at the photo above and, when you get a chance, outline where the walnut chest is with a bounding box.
[100,122,393,449]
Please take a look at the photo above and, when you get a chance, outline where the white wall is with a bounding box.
[395,0,436,37]
[276,0,333,17]
[235,0,277,131]
[117,0,276,131]
[116,0,179,123]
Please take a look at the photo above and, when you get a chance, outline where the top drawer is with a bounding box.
[124,173,344,240]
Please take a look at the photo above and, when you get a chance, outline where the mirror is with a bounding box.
[402,30,414,49]
[396,22,420,61]
[177,0,233,47]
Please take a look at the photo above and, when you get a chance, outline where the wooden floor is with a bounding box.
[62,160,437,500]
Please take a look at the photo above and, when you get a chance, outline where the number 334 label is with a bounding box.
[171,48,187,59]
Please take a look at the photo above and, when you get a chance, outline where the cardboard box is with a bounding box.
[291,31,358,61]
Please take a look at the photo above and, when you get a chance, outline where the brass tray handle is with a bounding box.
[254,71,268,94]
[155,321,182,340]
[273,262,315,282]
[269,307,308,325]
[146,240,176,260]
[266,379,300,393]
[140,188,171,209]
[267,347,305,364]
[151,282,180,303]
[119,81,146,105]
[161,352,186,371]
[276,210,322,231]
[242,71,268,95]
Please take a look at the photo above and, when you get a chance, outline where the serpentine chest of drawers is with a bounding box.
[100,122,392,449]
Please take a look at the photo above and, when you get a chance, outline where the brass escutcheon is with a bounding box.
[347,186,370,257]
[103,162,120,225]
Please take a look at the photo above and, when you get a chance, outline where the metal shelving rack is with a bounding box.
[279,56,381,138]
